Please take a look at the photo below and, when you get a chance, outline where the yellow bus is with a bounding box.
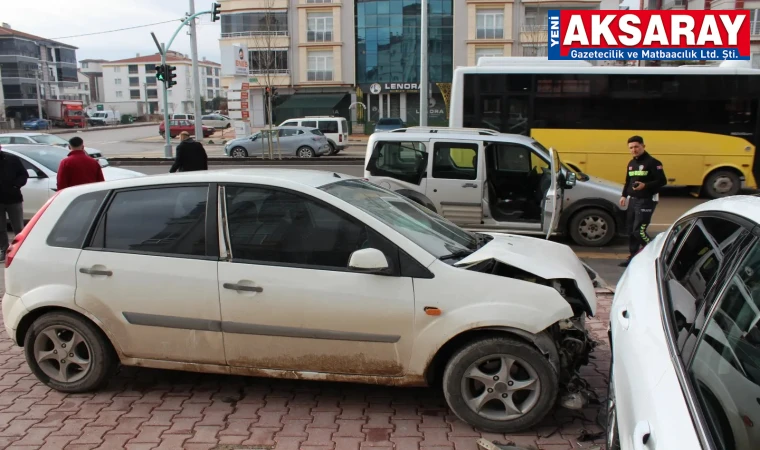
[448,58,760,198]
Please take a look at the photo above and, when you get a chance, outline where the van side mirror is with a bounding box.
[565,172,577,188]
[348,248,391,275]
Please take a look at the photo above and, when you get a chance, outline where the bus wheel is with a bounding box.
[703,170,741,199]
[569,208,616,247]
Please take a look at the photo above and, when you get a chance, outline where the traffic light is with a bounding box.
[154,64,166,82]
[166,65,177,88]
[211,2,221,22]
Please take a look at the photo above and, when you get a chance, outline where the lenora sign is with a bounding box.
[548,10,750,61]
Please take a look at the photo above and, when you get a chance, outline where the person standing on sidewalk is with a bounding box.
[0,143,29,259]
[57,136,104,191]
[170,131,208,173]
[619,135,667,267]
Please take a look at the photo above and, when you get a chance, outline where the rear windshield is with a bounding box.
[378,118,403,125]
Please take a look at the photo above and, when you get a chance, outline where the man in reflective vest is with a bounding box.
[619,135,667,268]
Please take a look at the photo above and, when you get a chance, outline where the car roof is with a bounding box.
[58,169,357,194]
[368,129,537,145]
[1,144,68,155]
[2,132,45,137]
[681,195,760,226]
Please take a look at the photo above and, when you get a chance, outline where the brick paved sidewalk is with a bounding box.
[0,294,612,450]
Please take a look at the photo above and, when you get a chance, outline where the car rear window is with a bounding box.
[47,190,108,249]
[318,121,339,133]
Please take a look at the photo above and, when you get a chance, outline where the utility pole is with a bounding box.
[419,0,428,126]
[35,64,43,120]
[188,0,204,141]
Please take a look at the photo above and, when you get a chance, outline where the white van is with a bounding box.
[88,110,121,126]
[364,127,627,247]
[171,113,195,121]
[279,116,348,156]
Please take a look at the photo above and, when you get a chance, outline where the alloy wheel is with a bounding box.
[33,325,92,384]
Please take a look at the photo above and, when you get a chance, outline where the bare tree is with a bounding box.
[248,0,283,159]
[520,6,548,57]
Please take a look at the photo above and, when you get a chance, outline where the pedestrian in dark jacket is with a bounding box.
[0,143,28,257]
[619,135,667,267]
[170,131,208,173]
[57,136,105,191]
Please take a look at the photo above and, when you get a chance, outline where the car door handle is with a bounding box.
[619,309,630,330]
[462,183,478,188]
[79,267,112,276]
[223,283,263,293]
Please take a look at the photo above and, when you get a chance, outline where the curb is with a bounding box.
[109,157,366,166]
[46,122,160,135]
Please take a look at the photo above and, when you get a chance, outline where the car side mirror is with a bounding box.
[98,158,109,168]
[26,169,39,178]
[348,248,390,274]
[565,172,577,188]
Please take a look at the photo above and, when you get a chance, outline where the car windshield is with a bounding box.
[320,179,478,258]
[13,147,68,172]
[378,118,402,125]
[28,134,68,146]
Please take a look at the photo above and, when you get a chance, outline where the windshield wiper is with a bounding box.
[440,250,474,261]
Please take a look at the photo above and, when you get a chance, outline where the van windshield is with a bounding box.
[320,179,477,259]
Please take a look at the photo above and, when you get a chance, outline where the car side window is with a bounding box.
[279,129,296,137]
[0,137,10,144]
[91,186,208,257]
[47,190,108,249]
[665,217,744,351]
[367,141,427,184]
[224,185,397,271]
[432,142,478,180]
[19,159,42,177]
[318,120,338,133]
[492,144,531,172]
[302,120,317,128]
[283,121,297,127]
[687,240,760,450]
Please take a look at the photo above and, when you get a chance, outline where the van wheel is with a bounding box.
[703,170,741,199]
[569,208,616,247]
[24,312,116,393]
[328,142,337,156]
[442,337,558,433]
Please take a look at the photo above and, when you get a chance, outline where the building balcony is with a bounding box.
[220,30,289,39]
[519,29,547,46]
[222,70,292,87]
[220,34,291,50]
[223,0,289,10]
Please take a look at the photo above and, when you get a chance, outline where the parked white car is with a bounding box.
[0,133,106,160]
[202,114,231,129]
[2,144,144,220]
[2,169,598,432]
[607,195,760,450]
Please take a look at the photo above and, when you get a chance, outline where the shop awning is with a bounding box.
[276,93,346,110]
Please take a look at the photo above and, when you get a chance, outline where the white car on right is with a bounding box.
[608,195,760,450]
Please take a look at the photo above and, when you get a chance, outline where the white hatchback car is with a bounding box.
[608,195,760,450]
[2,144,144,220]
[3,169,598,432]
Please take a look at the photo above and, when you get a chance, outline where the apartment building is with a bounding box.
[218,0,355,127]
[101,51,222,115]
[0,23,79,120]
[80,59,107,103]
[642,0,760,66]
[61,70,90,104]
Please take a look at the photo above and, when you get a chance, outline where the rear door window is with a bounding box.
[90,186,209,257]
[432,142,478,180]
[282,121,298,127]
[302,120,317,128]
[366,141,427,185]
[318,120,338,134]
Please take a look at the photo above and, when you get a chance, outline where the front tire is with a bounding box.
[230,147,248,158]
[703,170,741,199]
[569,208,616,247]
[24,312,116,393]
[442,337,558,433]
[297,146,315,158]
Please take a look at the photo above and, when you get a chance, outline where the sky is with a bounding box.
[3,0,223,63]
[3,0,640,65]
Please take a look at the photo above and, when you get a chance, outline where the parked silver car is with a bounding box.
[224,126,331,158]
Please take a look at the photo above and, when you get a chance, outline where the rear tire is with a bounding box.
[569,208,616,247]
[297,146,315,158]
[328,142,337,156]
[24,312,116,393]
[703,170,741,199]
[442,337,558,433]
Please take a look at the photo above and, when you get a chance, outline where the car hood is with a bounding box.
[102,167,145,180]
[454,232,597,316]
